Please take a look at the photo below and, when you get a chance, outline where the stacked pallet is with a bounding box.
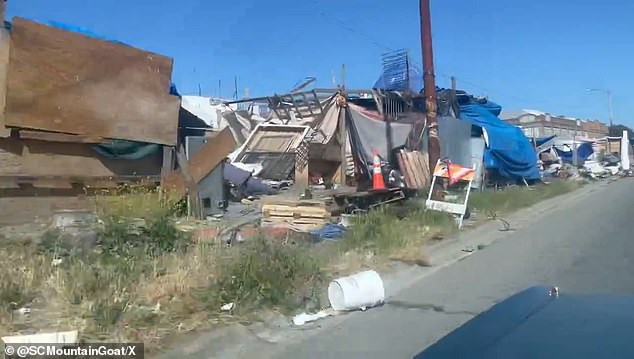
[261,199,332,231]
[397,150,431,190]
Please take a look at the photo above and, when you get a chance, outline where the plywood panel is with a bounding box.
[5,18,179,145]
[0,26,10,138]
[162,128,236,195]
[0,137,161,177]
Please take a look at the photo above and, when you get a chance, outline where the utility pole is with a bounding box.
[419,0,440,171]
[234,76,238,100]
[341,64,346,90]
[587,88,613,134]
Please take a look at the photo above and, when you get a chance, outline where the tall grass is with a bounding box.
[469,180,582,214]
[0,180,582,347]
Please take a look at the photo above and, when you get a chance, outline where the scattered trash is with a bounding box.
[51,258,63,266]
[339,214,356,227]
[309,223,346,241]
[292,308,335,326]
[17,307,31,315]
[328,270,385,312]
[220,302,234,311]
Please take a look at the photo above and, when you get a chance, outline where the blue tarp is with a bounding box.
[372,68,539,181]
[555,142,594,164]
[309,224,346,241]
[47,21,127,45]
[460,103,541,181]
[535,135,557,147]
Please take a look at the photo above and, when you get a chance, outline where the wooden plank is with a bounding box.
[404,152,423,188]
[5,18,180,145]
[18,130,106,143]
[162,128,236,195]
[261,199,328,207]
[411,152,429,189]
[175,146,203,219]
[0,175,160,190]
[0,20,10,138]
[160,146,175,182]
[397,152,414,188]
[0,137,162,178]
[0,1,8,138]
[413,151,430,189]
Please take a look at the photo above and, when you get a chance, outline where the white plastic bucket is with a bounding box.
[328,270,385,311]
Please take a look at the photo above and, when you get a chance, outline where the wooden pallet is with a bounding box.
[261,218,326,231]
[261,202,331,231]
[261,198,333,208]
[262,204,330,219]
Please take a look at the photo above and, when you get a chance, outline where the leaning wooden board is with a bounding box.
[0,25,10,138]
[161,128,236,196]
[5,18,180,145]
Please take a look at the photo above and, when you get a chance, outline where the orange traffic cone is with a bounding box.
[372,150,385,190]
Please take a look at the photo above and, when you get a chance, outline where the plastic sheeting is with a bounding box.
[373,64,423,93]
[347,106,412,164]
[92,140,161,160]
[622,130,631,170]
[438,116,473,167]
[555,142,594,164]
[224,163,273,196]
[459,103,540,181]
[535,135,557,147]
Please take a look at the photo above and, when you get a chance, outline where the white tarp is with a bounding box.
[621,130,630,170]
[181,96,225,128]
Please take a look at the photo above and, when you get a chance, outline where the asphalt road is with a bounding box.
[244,178,634,359]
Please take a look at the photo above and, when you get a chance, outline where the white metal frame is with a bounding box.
[425,160,476,229]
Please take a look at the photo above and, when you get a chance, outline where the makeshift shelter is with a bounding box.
[372,63,538,184]
[0,17,181,192]
[458,101,540,182]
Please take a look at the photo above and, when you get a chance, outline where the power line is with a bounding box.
[308,1,541,107]
[309,0,393,52]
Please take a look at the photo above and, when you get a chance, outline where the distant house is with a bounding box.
[501,110,609,139]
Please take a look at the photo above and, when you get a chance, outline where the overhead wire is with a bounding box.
[308,0,550,107]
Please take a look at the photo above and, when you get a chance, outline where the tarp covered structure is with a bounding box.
[459,102,541,181]
[554,142,594,164]
[347,103,412,164]
[373,66,540,182]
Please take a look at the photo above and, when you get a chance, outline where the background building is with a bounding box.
[500,110,609,139]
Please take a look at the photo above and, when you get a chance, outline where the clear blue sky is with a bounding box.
[8,0,634,126]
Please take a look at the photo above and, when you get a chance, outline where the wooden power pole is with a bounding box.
[419,0,440,171]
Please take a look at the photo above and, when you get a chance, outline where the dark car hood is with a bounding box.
[415,286,634,359]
